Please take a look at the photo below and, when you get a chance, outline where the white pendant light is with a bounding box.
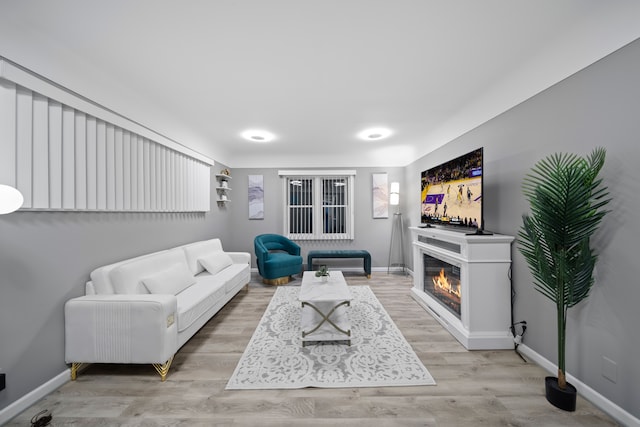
[0,185,24,214]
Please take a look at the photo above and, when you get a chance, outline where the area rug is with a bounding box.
[226,285,436,389]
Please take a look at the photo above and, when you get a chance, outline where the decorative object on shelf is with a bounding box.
[248,175,264,220]
[518,147,611,412]
[387,182,405,274]
[0,184,24,214]
[315,264,329,282]
[215,173,232,204]
[372,173,389,218]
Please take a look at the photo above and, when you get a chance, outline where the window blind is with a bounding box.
[280,170,355,240]
[0,62,211,212]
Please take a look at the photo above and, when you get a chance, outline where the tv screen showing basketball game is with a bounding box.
[421,147,483,230]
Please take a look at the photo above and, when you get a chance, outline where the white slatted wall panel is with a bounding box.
[0,81,210,212]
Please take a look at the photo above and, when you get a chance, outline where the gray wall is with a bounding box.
[0,162,233,411]
[404,39,640,418]
[226,167,405,271]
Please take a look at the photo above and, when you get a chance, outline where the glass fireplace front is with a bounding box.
[423,253,461,318]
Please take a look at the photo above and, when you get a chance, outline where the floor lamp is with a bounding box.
[387,182,405,274]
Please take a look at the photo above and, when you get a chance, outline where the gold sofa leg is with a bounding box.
[70,362,88,380]
[71,358,174,382]
[152,356,174,382]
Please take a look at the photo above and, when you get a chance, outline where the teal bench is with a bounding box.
[307,250,371,278]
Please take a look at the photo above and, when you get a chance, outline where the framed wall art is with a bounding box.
[372,172,389,218]
[248,174,264,219]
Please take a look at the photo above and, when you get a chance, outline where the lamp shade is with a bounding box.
[0,184,24,214]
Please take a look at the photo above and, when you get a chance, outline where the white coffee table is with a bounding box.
[299,271,353,347]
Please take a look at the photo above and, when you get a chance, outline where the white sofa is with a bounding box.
[64,238,250,381]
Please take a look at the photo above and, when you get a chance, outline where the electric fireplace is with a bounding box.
[423,254,461,318]
[410,227,514,350]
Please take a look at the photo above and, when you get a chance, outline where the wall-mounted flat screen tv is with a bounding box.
[421,147,483,230]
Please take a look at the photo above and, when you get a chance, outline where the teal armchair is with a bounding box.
[254,234,303,285]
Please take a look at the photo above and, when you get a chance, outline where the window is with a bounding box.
[279,170,355,240]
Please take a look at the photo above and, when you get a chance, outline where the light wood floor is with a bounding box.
[9,273,617,426]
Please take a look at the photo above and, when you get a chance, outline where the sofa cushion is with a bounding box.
[142,263,195,295]
[182,239,224,275]
[220,263,251,293]
[90,251,167,295]
[176,277,226,332]
[111,249,187,294]
[199,252,234,275]
[197,263,250,294]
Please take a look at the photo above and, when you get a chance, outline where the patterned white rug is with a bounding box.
[226,285,436,389]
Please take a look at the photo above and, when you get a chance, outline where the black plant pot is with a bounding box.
[545,376,577,411]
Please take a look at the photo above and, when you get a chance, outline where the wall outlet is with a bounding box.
[0,373,5,391]
[602,356,617,383]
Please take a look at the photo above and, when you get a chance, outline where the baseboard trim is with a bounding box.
[517,344,639,426]
[250,267,405,275]
[0,369,70,425]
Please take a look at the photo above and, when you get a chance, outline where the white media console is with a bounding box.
[410,226,514,350]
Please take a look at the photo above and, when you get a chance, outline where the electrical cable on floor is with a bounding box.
[510,320,528,363]
[30,409,52,427]
[508,266,528,363]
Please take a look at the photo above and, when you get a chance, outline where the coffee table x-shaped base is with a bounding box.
[301,300,351,347]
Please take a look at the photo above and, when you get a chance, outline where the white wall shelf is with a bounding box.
[215,174,231,203]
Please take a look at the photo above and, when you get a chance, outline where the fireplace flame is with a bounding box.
[432,269,461,298]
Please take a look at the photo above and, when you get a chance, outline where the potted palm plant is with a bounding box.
[518,147,610,411]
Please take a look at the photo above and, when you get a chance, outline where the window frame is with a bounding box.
[279,170,356,240]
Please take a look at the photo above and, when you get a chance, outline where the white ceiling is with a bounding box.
[1,1,640,168]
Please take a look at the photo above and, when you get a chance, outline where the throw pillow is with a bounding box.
[199,252,234,275]
[142,263,196,295]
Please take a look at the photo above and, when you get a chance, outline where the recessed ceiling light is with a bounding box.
[357,127,392,141]
[241,129,275,142]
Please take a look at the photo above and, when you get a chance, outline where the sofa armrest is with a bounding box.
[226,251,250,264]
[65,294,178,364]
